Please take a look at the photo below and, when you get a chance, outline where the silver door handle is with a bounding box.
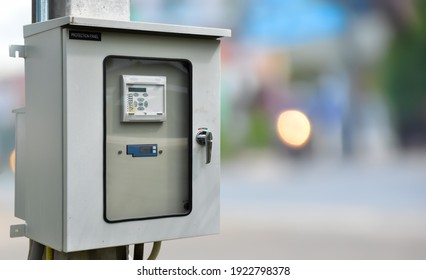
[196,131,213,164]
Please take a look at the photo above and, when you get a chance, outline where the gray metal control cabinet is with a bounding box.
[14,17,230,252]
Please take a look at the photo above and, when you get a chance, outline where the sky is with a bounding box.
[0,1,31,79]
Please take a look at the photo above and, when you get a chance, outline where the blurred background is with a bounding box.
[1,0,426,259]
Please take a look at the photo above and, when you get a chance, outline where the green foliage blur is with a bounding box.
[384,0,426,147]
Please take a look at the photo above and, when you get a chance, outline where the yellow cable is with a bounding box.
[147,241,161,260]
[45,246,53,260]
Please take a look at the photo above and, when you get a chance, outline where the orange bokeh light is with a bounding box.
[276,110,311,148]
[10,149,16,173]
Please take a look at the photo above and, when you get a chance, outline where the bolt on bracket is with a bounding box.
[10,224,27,238]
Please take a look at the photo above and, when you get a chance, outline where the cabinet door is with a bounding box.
[104,56,192,222]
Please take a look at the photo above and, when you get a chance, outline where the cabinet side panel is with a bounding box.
[14,110,26,220]
[23,28,63,250]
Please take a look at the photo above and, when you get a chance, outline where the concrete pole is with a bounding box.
[29,0,132,260]
[49,0,130,21]
[33,0,130,22]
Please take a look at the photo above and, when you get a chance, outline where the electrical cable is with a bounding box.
[134,243,144,260]
[27,239,44,260]
[147,241,162,260]
[115,246,129,260]
[45,246,53,260]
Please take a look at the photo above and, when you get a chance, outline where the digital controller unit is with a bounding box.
[121,75,166,122]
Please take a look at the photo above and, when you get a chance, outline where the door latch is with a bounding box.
[196,130,213,164]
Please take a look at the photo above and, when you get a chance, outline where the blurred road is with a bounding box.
[1,150,426,259]
[164,150,426,259]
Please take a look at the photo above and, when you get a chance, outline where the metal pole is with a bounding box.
[31,0,36,23]
[32,0,49,23]
[39,0,49,21]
